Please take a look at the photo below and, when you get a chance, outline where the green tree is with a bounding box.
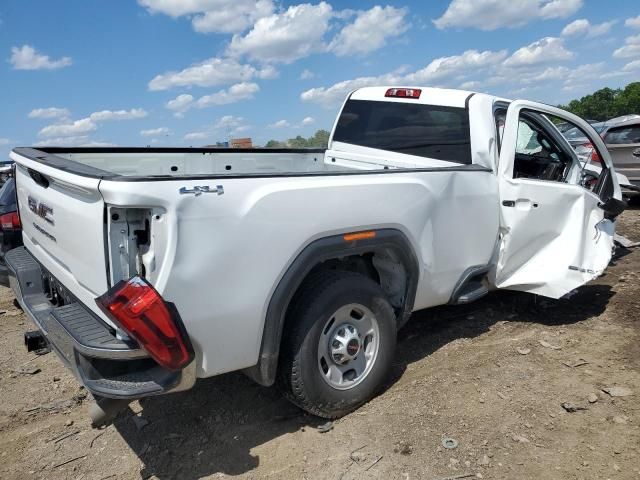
[264,129,330,148]
[559,82,640,121]
[308,129,330,148]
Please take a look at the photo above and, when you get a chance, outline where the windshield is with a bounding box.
[333,99,472,164]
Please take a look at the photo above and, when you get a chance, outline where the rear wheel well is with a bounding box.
[304,249,408,318]
[243,229,418,387]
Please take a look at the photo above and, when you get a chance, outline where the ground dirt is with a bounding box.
[1,209,639,480]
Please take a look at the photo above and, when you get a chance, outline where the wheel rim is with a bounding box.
[317,303,380,391]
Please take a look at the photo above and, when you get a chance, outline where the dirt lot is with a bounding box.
[0,209,639,480]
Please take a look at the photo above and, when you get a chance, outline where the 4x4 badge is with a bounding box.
[179,185,224,196]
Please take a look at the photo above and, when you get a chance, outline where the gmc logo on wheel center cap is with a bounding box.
[27,195,54,225]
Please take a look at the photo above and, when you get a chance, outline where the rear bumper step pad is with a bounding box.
[5,246,195,399]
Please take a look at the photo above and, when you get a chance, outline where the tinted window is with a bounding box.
[562,126,586,140]
[333,99,472,164]
[0,178,15,206]
[604,125,640,145]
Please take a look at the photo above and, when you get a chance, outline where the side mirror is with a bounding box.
[598,197,627,220]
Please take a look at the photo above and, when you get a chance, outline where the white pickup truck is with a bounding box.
[8,86,625,423]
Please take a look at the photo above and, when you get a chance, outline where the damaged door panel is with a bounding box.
[495,100,622,298]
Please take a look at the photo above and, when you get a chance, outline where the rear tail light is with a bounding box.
[96,277,194,371]
[385,88,421,99]
[580,142,601,163]
[0,211,21,230]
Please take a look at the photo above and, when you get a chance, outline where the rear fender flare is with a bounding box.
[245,228,419,386]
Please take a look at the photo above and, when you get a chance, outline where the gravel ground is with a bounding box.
[0,208,639,480]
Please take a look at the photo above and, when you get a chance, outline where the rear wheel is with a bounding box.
[278,270,396,418]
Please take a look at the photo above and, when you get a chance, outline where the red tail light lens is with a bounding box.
[385,88,421,99]
[0,211,21,230]
[96,277,194,371]
[580,142,601,163]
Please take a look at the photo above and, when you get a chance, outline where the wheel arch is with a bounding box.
[244,228,420,386]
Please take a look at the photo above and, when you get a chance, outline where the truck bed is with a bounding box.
[13,146,477,180]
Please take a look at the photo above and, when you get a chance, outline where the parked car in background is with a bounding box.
[561,115,640,197]
[600,117,640,195]
[0,176,22,287]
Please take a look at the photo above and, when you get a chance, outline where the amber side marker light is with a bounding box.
[343,231,376,242]
[96,276,194,371]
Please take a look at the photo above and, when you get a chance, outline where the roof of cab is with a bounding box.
[349,86,484,109]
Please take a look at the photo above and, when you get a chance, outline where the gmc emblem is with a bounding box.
[28,195,54,225]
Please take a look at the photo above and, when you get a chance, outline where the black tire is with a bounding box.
[278,270,396,418]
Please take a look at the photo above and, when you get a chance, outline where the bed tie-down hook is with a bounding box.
[179,185,224,196]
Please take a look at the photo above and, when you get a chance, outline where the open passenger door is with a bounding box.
[494,101,623,299]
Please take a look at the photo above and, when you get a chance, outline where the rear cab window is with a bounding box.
[332,99,472,164]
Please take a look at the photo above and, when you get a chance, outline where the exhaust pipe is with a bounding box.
[24,330,50,354]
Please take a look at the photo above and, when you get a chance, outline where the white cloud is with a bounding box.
[613,34,640,59]
[38,108,147,138]
[195,82,259,108]
[38,118,97,138]
[626,16,640,29]
[148,57,266,90]
[623,59,640,71]
[302,116,315,125]
[300,69,315,80]
[89,108,148,122]
[0,138,10,146]
[166,83,259,116]
[405,49,508,82]
[185,115,248,141]
[561,18,588,36]
[228,2,333,63]
[166,94,194,116]
[329,6,409,57]
[138,0,274,34]
[434,0,583,31]
[184,131,209,141]
[561,19,615,38]
[301,49,507,106]
[138,0,218,17]
[503,37,573,67]
[520,62,608,89]
[269,119,290,128]
[459,80,482,90]
[28,107,70,119]
[34,136,115,147]
[214,115,245,130]
[191,0,274,33]
[10,45,72,70]
[140,127,170,137]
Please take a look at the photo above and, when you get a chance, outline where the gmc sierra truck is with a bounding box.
[7,87,625,423]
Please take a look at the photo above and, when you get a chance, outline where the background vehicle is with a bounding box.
[561,115,640,197]
[7,87,624,423]
[0,176,22,287]
[600,117,640,195]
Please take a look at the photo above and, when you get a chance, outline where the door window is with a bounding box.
[511,114,572,183]
[604,125,640,145]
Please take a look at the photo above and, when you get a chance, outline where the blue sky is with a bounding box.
[1,0,639,157]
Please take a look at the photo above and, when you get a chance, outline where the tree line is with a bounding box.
[265,129,330,148]
[559,82,640,121]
